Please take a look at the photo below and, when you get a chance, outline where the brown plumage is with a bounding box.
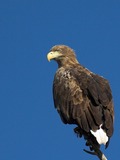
[47,45,114,154]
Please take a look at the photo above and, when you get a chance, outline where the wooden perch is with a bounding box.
[74,127,108,160]
[83,138,107,160]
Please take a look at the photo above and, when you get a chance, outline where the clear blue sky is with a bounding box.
[0,0,120,160]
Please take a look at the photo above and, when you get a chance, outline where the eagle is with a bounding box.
[47,45,114,160]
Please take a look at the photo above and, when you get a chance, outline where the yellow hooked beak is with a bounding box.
[47,51,62,61]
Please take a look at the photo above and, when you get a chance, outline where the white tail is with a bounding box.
[90,124,108,145]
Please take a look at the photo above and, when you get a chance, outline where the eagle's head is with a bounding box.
[47,45,79,67]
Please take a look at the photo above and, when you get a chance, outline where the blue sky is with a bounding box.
[0,0,120,160]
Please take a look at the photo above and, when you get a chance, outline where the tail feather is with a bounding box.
[90,124,108,145]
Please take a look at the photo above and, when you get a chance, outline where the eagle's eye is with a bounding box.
[56,49,62,52]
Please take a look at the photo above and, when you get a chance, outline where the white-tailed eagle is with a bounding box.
[47,45,114,160]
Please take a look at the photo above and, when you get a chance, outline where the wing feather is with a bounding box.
[53,65,114,137]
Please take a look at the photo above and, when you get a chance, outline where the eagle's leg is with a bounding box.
[84,133,100,151]
[74,127,83,138]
